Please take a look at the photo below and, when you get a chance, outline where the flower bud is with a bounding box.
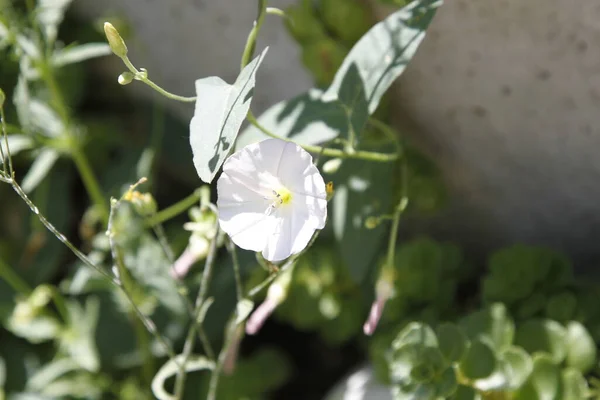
[365,216,379,229]
[123,191,157,217]
[118,72,134,85]
[103,22,128,58]
[322,158,342,174]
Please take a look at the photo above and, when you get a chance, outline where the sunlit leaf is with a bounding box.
[502,346,533,389]
[460,303,514,352]
[322,0,442,114]
[515,354,561,400]
[437,323,467,363]
[59,297,101,372]
[561,368,588,400]
[564,321,596,373]
[190,48,268,183]
[20,148,60,193]
[36,0,73,43]
[515,319,567,364]
[0,135,35,163]
[51,43,111,67]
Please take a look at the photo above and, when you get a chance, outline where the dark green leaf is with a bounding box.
[460,303,514,351]
[331,155,394,282]
[451,385,481,400]
[515,319,567,364]
[190,48,268,183]
[437,323,467,363]
[459,339,496,380]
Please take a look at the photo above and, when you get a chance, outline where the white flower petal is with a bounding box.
[217,138,328,261]
[293,192,328,229]
[217,172,273,252]
[262,208,316,261]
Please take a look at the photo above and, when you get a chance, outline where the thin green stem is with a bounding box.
[121,57,196,103]
[107,198,178,360]
[240,0,267,70]
[173,226,220,399]
[226,237,243,302]
[71,150,109,224]
[247,111,399,163]
[1,106,14,176]
[368,117,402,153]
[207,319,238,400]
[39,60,109,224]
[0,256,32,295]
[152,224,175,263]
[146,189,202,227]
[386,159,409,268]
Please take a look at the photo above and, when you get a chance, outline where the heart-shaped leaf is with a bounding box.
[190,48,268,183]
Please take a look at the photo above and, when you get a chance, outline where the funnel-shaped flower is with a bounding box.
[217,139,327,261]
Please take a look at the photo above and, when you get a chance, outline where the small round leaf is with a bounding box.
[515,319,567,364]
[565,321,596,373]
[437,323,467,363]
[459,339,497,380]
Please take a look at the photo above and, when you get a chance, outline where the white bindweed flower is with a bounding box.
[217,138,327,262]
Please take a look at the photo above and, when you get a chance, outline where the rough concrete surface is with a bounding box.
[389,0,600,269]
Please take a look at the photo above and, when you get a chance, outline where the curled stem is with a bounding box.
[247,111,399,163]
[121,57,196,103]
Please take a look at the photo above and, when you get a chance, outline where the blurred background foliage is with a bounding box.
[0,0,599,399]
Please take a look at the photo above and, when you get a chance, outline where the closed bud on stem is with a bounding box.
[365,216,380,229]
[103,22,128,58]
[118,72,134,85]
[246,266,294,335]
[363,267,395,336]
[123,190,157,217]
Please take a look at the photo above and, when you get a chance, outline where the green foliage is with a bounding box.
[190,48,268,183]
[382,304,596,400]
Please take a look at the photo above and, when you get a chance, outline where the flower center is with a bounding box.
[265,187,293,215]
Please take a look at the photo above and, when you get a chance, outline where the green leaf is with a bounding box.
[190,48,268,183]
[36,0,73,43]
[26,358,79,392]
[434,367,457,397]
[437,323,467,363]
[392,383,436,400]
[151,354,214,400]
[60,297,100,372]
[561,368,589,400]
[322,0,442,114]
[564,321,596,373]
[392,322,438,350]
[237,89,343,149]
[51,43,111,67]
[26,100,64,137]
[459,339,496,380]
[516,354,561,400]
[502,346,533,389]
[460,303,514,351]
[235,298,254,324]
[331,155,394,282]
[21,148,59,193]
[0,135,35,163]
[515,319,567,364]
[451,385,481,400]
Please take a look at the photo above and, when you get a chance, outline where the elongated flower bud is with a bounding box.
[103,22,128,58]
[246,267,293,335]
